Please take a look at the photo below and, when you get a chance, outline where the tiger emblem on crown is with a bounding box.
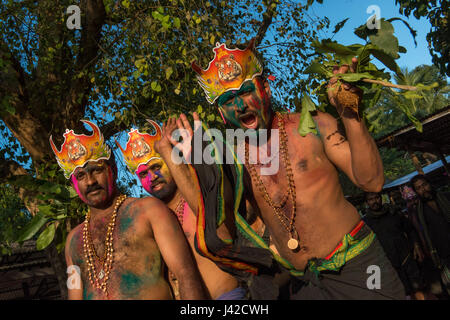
[215,54,242,82]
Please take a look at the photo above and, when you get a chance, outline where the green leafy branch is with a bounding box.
[9,174,86,252]
[298,18,439,136]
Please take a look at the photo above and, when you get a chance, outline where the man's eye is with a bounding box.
[76,172,85,180]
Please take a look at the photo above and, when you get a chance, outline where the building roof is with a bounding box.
[383,155,450,189]
[376,105,450,153]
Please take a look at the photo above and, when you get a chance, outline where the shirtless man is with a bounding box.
[159,41,406,299]
[50,120,205,300]
[116,121,244,300]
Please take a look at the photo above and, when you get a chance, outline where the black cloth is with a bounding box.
[419,192,450,267]
[363,204,422,294]
[189,129,279,299]
[287,224,406,299]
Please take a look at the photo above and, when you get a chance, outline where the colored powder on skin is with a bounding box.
[69,233,83,266]
[120,272,143,297]
[83,287,93,300]
[119,214,133,234]
[71,175,87,203]
[136,165,153,194]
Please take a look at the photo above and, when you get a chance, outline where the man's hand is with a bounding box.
[154,117,178,155]
[327,57,363,118]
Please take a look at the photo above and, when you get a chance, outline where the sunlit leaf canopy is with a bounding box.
[0,0,331,252]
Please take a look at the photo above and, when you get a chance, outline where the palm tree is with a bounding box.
[366,64,450,138]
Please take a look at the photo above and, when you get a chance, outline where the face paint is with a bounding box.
[136,164,153,194]
[137,160,176,201]
[217,78,272,130]
[71,174,88,203]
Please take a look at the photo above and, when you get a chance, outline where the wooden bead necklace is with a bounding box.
[245,112,300,250]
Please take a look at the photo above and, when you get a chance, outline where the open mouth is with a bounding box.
[239,112,258,129]
[152,182,164,192]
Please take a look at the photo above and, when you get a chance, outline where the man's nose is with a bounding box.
[85,172,98,185]
[234,98,246,112]
[149,171,157,182]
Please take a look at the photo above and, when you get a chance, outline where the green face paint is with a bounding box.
[217,78,272,130]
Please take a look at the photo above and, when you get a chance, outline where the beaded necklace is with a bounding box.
[245,112,300,250]
[83,194,127,298]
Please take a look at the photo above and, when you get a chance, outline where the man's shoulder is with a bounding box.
[126,196,170,217]
[281,112,300,125]
[68,222,84,240]
[65,222,84,256]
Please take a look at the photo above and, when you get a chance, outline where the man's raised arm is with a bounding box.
[315,57,384,192]
[155,114,201,214]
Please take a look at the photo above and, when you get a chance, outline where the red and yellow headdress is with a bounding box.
[191,39,263,104]
[116,120,162,174]
[49,120,111,179]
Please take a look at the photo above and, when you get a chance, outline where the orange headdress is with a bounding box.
[49,120,111,179]
[116,120,162,174]
[191,39,263,104]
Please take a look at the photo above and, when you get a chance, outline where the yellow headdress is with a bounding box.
[191,39,263,104]
[49,120,111,179]
[116,120,162,174]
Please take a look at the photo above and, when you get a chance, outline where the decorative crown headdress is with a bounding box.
[116,120,162,174]
[49,120,111,179]
[191,39,263,104]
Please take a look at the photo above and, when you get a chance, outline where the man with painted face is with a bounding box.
[158,39,406,299]
[116,121,245,300]
[410,175,450,297]
[50,120,205,300]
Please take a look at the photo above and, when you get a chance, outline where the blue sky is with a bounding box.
[309,0,433,71]
[1,0,441,199]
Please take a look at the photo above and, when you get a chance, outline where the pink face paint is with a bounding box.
[71,174,88,203]
[136,164,154,194]
[218,108,227,124]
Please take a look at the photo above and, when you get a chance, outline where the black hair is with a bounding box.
[410,174,430,192]
[365,191,380,200]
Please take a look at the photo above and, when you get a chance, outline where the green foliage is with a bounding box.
[0,184,30,255]
[379,147,415,182]
[0,0,330,252]
[366,64,450,139]
[8,165,86,252]
[298,18,438,136]
[395,0,450,76]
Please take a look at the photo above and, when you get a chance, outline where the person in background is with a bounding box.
[364,192,425,300]
[410,174,450,298]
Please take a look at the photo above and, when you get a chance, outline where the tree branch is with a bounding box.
[253,2,277,47]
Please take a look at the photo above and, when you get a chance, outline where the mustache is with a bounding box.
[86,184,103,194]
